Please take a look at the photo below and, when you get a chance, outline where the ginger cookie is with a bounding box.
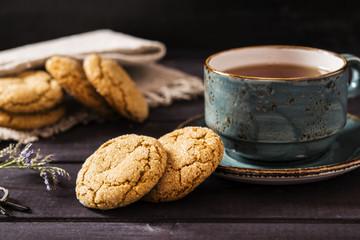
[83,54,148,122]
[143,127,224,203]
[0,106,65,130]
[45,56,115,117]
[0,71,63,114]
[76,134,167,210]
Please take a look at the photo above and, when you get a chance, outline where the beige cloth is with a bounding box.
[0,29,204,142]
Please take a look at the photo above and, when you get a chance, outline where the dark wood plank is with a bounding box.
[1,222,360,240]
[1,163,360,221]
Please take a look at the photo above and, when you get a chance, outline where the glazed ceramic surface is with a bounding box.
[178,114,360,184]
[204,46,360,161]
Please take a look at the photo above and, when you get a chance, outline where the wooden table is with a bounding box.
[1,57,360,239]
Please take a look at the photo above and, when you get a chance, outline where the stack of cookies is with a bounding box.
[0,53,149,130]
[0,71,65,130]
[75,126,224,209]
[46,54,148,122]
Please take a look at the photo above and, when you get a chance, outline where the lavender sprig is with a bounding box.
[0,143,70,190]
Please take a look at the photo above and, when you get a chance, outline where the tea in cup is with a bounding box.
[204,45,360,161]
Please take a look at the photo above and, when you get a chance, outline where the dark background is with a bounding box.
[1,0,359,58]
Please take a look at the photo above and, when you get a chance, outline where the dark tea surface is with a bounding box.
[224,63,323,78]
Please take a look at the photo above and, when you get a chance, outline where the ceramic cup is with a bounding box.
[204,45,360,162]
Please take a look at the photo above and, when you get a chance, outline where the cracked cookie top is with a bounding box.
[45,56,115,117]
[75,134,167,209]
[143,126,224,203]
[0,71,63,113]
[83,54,149,122]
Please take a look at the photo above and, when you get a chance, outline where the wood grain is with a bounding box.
[1,163,360,221]
[1,222,360,240]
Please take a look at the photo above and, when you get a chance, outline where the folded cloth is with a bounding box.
[0,29,204,142]
[0,29,167,76]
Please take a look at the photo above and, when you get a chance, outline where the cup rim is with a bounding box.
[205,45,348,81]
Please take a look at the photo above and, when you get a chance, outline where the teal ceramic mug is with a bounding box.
[204,46,360,162]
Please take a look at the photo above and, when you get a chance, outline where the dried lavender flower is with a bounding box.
[0,143,70,190]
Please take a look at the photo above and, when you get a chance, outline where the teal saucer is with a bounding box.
[178,114,360,184]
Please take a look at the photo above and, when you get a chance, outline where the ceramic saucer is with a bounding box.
[178,114,360,184]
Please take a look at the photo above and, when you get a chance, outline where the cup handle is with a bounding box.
[341,53,360,98]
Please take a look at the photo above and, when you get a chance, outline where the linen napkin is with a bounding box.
[0,29,204,142]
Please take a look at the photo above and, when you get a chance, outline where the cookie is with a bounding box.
[83,54,148,122]
[0,71,63,114]
[0,106,65,130]
[143,127,224,203]
[75,134,167,209]
[45,56,115,117]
